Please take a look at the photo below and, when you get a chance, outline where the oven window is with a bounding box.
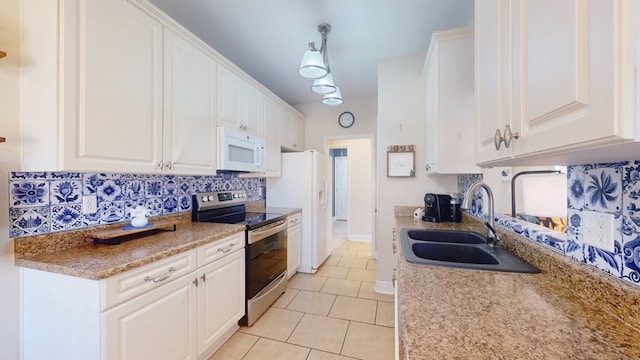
[229,144,254,164]
[247,230,287,299]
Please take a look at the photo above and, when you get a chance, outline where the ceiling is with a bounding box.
[149,0,474,106]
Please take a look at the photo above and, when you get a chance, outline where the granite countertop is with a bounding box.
[15,219,244,280]
[395,215,640,359]
[265,207,302,216]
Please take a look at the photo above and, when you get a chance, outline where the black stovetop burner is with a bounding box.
[197,208,284,230]
[191,191,285,230]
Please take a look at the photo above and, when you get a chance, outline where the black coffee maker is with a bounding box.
[422,193,461,222]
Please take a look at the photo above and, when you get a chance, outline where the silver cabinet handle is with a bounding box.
[503,125,519,148]
[425,163,431,172]
[157,160,164,169]
[494,129,503,150]
[144,267,175,283]
[200,273,206,283]
[165,161,172,170]
[217,243,235,254]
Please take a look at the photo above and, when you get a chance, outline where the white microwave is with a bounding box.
[217,126,266,172]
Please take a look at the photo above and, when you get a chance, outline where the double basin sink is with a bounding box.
[400,228,540,273]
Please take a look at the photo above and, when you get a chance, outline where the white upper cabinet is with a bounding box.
[263,95,282,176]
[474,0,514,164]
[424,27,480,174]
[475,0,637,166]
[244,83,264,136]
[281,109,304,152]
[22,0,219,174]
[217,66,243,130]
[22,0,164,173]
[217,65,264,136]
[163,28,218,174]
[22,0,301,174]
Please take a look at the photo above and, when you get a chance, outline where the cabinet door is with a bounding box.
[281,110,304,151]
[474,0,514,165]
[424,46,438,173]
[263,96,282,176]
[244,83,264,136]
[217,65,243,130]
[103,272,197,360]
[63,0,163,173]
[287,219,302,278]
[197,248,245,355]
[510,0,635,157]
[425,28,478,174]
[163,29,217,175]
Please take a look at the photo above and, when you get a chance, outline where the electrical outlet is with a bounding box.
[82,195,98,214]
[581,211,615,252]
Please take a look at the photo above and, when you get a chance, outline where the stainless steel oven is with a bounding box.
[192,190,287,326]
[245,218,288,325]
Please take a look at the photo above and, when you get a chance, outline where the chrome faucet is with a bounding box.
[462,181,500,246]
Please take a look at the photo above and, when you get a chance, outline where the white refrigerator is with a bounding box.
[267,150,332,273]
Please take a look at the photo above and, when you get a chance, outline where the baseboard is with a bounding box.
[374,280,395,295]
[348,234,371,242]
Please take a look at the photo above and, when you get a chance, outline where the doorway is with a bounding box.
[326,137,374,255]
[332,149,348,221]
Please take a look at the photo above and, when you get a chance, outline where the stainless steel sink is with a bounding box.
[400,228,540,273]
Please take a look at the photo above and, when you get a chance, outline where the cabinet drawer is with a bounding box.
[101,250,197,310]
[287,213,301,227]
[103,270,197,360]
[197,232,245,267]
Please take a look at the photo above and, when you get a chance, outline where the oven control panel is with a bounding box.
[193,190,247,211]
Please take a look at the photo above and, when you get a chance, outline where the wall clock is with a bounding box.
[338,111,355,128]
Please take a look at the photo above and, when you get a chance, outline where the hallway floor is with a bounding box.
[209,232,395,360]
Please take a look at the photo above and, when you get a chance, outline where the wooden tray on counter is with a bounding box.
[88,219,178,245]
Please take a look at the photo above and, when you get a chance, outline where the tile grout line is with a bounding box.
[215,241,386,360]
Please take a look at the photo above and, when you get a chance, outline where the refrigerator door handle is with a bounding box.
[322,179,328,210]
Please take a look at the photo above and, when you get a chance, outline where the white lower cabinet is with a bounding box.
[22,233,246,360]
[104,272,198,360]
[286,213,302,278]
[197,247,245,355]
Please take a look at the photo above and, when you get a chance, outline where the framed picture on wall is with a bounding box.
[387,151,415,177]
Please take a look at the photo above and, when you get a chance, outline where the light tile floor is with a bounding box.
[210,222,395,360]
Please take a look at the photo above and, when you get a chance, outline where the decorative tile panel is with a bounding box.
[10,206,50,237]
[8,171,266,238]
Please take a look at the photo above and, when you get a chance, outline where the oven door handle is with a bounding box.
[248,219,288,244]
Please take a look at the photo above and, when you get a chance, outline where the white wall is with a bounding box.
[0,0,24,358]
[327,138,373,241]
[296,95,377,152]
[375,54,459,291]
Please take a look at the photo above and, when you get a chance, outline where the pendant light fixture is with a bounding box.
[312,73,336,95]
[298,23,343,105]
[322,87,343,106]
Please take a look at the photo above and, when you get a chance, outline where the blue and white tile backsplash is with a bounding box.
[9,171,265,238]
[459,161,640,289]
